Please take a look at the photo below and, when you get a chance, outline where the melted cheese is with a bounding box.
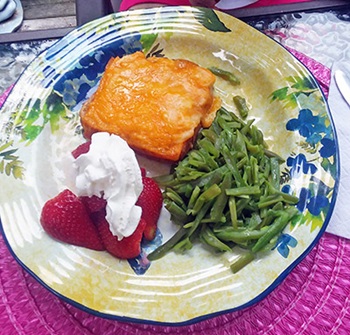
[80,52,221,161]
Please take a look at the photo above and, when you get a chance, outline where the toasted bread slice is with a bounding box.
[80,52,221,161]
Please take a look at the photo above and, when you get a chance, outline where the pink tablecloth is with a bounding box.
[1,50,350,335]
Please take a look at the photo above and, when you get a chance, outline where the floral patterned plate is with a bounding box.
[0,7,338,325]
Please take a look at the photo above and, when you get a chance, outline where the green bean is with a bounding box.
[252,208,298,253]
[222,146,246,187]
[250,125,265,146]
[188,159,210,171]
[215,226,268,243]
[240,119,254,136]
[243,134,264,155]
[165,189,185,209]
[218,116,235,132]
[188,185,201,210]
[186,201,214,236]
[147,227,188,261]
[230,252,255,274]
[229,197,238,228]
[149,107,299,274]
[260,209,278,228]
[198,138,219,157]
[164,199,188,222]
[237,156,249,171]
[173,237,193,252]
[234,198,250,216]
[258,194,285,209]
[195,166,228,188]
[153,173,175,187]
[201,129,218,143]
[261,156,271,178]
[247,213,262,230]
[233,95,249,119]
[200,224,232,252]
[210,172,231,223]
[208,67,240,85]
[250,156,259,185]
[226,185,260,197]
[276,190,299,204]
[174,170,204,181]
[180,184,195,198]
[199,149,219,170]
[188,184,221,216]
[264,148,285,163]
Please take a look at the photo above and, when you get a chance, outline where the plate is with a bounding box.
[0,7,339,325]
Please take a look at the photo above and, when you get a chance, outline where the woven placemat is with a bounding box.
[1,50,350,335]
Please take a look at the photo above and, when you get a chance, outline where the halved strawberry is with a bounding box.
[71,141,91,159]
[80,195,107,214]
[140,167,146,177]
[95,211,147,259]
[40,189,104,251]
[137,176,163,241]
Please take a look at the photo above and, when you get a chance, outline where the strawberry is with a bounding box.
[80,195,107,214]
[72,142,107,214]
[140,167,146,177]
[40,189,105,251]
[71,141,91,159]
[137,176,163,241]
[95,211,147,259]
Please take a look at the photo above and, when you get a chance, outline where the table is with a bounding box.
[1,3,350,335]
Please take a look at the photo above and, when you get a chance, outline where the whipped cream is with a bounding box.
[73,132,143,240]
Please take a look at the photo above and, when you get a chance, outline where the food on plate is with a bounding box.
[96,212,147,259]
[148,107,299,273]
[40,189,105,251]
[233,95,249,119]
[80,51,221,162]
[40,133,163,259]
[208,66,240,85]
[136,174,164,241]
[40,52,297,272]
[73,132,143,240]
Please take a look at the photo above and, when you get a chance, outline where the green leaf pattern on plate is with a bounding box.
[195,8,231,32]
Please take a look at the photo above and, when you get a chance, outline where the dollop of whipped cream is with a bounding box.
[73,132,143,240]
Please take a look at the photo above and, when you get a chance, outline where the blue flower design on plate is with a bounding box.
[296,187,329,215]
[48,33,144,108]
[273,233,298,258]
[319,137,336,158]
[128,229,163,275]
[286,108,331,146]
[286,153,317,178]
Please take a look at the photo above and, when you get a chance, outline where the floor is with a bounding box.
[19,0,76,32]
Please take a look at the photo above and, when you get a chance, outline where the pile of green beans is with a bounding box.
[148,107,299,273]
